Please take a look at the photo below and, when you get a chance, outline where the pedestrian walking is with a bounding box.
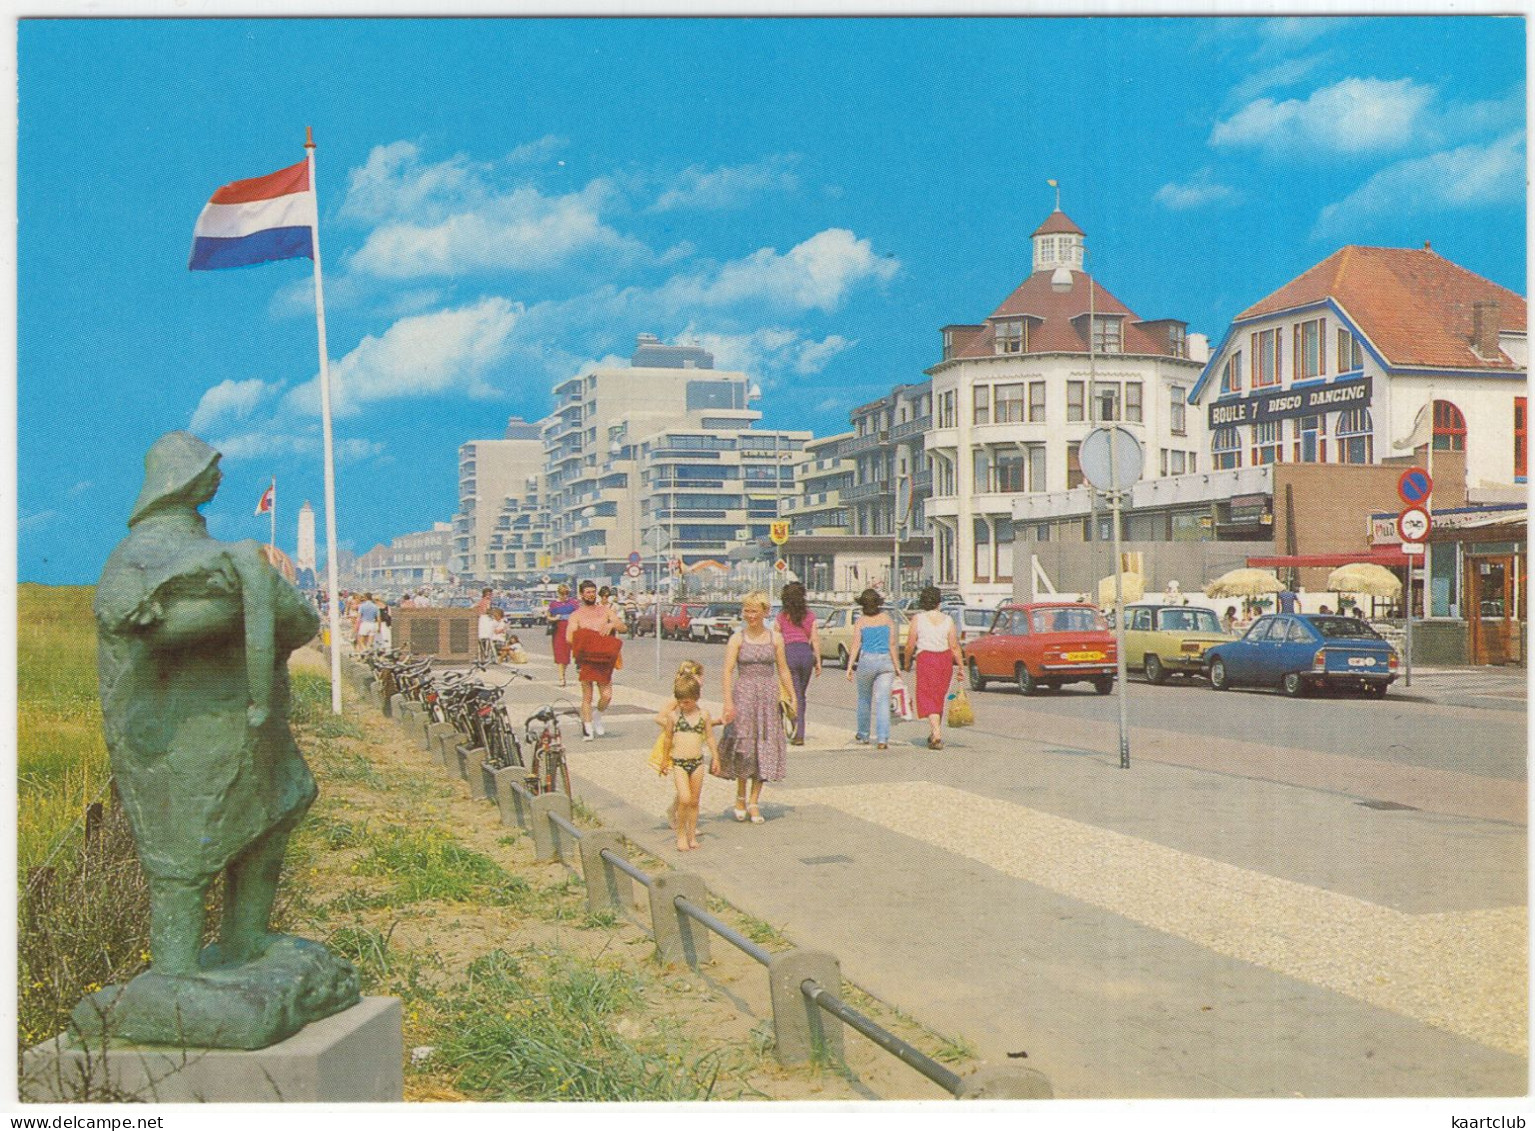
[547,584,579,686]
[846,587,899,749]
[354,592,379,652]
[775,581,821,746]
[714,591,794,824]
[566,579,626,739]
[659,672,720,852]
[904,585,965,750]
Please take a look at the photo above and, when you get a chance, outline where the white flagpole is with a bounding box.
[306,127,345,715]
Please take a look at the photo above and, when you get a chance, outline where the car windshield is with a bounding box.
[1032,608,1103,633]
[1313,616,1381,639]
[708,604,741,617]
[1158,608,1221,633]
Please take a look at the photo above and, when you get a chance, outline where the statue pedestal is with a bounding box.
[21,996,403,1103]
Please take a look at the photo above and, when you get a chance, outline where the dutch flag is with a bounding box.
[189,160,316,271]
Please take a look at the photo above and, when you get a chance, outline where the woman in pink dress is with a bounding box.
[714,591,794,824]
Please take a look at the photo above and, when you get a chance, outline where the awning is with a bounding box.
[1245,550,1412,568]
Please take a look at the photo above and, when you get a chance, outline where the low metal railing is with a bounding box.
[800,978,963,1095]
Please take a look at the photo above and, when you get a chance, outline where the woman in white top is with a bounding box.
[903,586,965,750]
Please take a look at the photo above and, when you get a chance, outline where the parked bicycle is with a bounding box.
[523,703,581,798]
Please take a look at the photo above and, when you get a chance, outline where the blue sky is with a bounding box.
[16,14,1526,584]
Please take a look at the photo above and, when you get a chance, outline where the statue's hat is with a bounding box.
[128,431,221,526]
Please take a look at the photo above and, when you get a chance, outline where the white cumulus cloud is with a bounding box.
[1211,77,1435,155]
[677,326,855,381]
[190,377,285,434]
[1154,168,1238,211]
[1313,132,1526,239]
[284,297,522,418]
[659,229,899,314]
[650,156,800,213]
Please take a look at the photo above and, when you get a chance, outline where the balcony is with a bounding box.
[890,415,931,441]
[842,479,892,503]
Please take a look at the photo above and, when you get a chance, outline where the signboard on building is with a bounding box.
[770,520,791,545]
[1207,375,1371,429]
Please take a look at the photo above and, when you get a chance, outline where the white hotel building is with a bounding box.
[925,207,1208,606]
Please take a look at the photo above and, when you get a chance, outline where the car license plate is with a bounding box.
[1066,651,1104,662]
[1347,656,1376,667]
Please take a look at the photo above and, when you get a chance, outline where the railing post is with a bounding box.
[387,693,407,722]
[529,792,572,863]
[479,761,498,802]
[579,832,634,914]
[649,874,710,969]
[425,721,458,760]
[769,951,844,1066]
[487,766,527,829]
[457,745,488,792]
[956,1064,1054,1099]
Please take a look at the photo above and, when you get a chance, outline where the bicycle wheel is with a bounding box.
[527,746,547,795]
[553,750,571,798]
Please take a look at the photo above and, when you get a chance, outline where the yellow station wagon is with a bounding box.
[1122,604,1234,683]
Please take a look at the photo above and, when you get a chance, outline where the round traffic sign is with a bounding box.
[1398,467,1433,505]
[1397,506,1431,543]
[628,551,642,565]
[1079,426,1144,492]
[625,563,642,578]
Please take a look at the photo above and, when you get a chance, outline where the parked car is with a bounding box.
[1122,604,1233,683]
[946,605,994,644]
[817,604,911,668]
[630,605,659,636]
[965,602,1117,695]
[661,603,704,640]
[495,600,545,629]
[689,602,743,644]
[1204,613,1399,697]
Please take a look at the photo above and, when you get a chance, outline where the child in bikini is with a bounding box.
[656,661,706,830]
[660,672,719,852]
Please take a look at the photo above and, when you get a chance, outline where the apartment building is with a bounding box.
[453,417,545,583]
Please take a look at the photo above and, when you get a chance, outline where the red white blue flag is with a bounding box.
[190,160,315,271]
[255,481,275,515]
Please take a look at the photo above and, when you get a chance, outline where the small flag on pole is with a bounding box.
[256,481,275,516]
[190,161,316,271]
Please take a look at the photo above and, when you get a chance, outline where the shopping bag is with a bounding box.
[891,682,916,722]
[779,688,797,725]
[647,730,673,776]
[946,688,975,728]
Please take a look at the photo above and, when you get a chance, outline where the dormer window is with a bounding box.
[1093,315,1123,355]
[994,318,1026,354]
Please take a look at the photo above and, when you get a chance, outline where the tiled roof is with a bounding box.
[1238,245,1526,371]
[943,269,1182,360]
[1031,209,1085,237]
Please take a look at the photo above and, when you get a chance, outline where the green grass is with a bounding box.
[17,585,110,872]
[352,826,531,907]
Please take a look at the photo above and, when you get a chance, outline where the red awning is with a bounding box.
[1245,550,1412,568]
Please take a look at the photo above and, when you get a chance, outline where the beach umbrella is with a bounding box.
[1326,562,1403,598]
[1097,571,1145,605]
[1204,568,1284,599]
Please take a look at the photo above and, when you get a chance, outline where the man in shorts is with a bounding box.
[564,579,625,739]
[354,592,379,651]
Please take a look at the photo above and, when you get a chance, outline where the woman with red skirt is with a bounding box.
[904,586,965,750]
[547,584,579,686]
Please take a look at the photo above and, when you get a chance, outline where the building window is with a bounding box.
[1254,329,1281,388]
[1093,316,1122,354]
[1093,382,1119,421]
[995,452,1025,492]
[1220,352,1244,394]
[1067,381,1085,422]
[1516,397,1527,483]
[1254,421,1282,465]
[1295,317,1326,380]
[1067,442,1084,488]
[1027,444,1047,491]
[938,390,957,428]
[1168,324,1187,358]
[995,318,1025,354]
[1029,381,1046,422]
[1170,385,1187,435]
[1433,400,1466,452]
[1295,414,1323,462]
[973,450,991,492]
[1337,408,1373,464]
[1337,328,1364,372]
[1170,450,1186,475]
[973,385,990,425]
[1125,383,1143,423]
[973,519,991,584]
[996,383,1027,424]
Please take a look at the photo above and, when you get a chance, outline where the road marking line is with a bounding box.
[786,780,1526,1057]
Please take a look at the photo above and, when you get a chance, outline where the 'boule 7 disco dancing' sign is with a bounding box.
[1207,375,1371,428]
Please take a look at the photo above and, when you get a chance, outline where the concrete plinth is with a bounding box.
[21,996,403,1103]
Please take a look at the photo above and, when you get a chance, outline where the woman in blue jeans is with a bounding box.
[845,588,900,749]
[775,582,821,746]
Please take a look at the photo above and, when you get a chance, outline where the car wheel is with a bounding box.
[838,645,851,670]
[1283,672,1308,698]
[1093,676,1114,695]
[1144,654,1166,684]
[968,660,988,691]
[1209,658,1230,691]
[1365,683,1389,699]
[1015,664,1037,695]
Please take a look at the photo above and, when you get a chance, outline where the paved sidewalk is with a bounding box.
[493,656,1527,1099]
[1391,664,1528,711]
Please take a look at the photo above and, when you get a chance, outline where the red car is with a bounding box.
[661,603,704,640]
[965,602,1117,695]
